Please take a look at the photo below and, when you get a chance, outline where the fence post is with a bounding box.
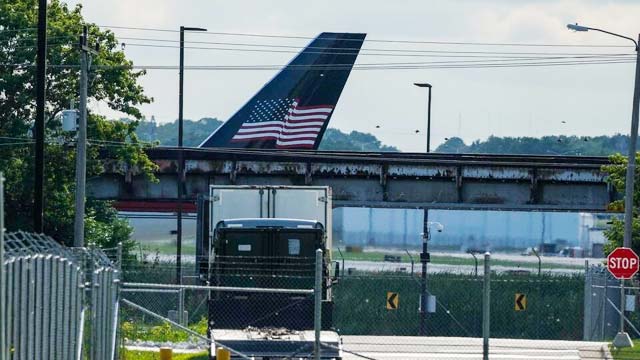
[583,260,590,341]
[115,242,123,360]
[611,278,633,347]
[178,287,185,326]
[116,242,123,272]
[0,172,5,360]
[482,252,491,360]
[314,248,323,360]
[602,272,608,340]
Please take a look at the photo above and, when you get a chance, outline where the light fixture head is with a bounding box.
[567,23,589,32]
[181,26,208,32]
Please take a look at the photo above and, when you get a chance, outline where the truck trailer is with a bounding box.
[196,186,341,359]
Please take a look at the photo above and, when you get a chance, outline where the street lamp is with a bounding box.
[567,22,640,349]
[566,24,639,247]
[414,83,433,153]
[567,24,640,248]
[177,25,207,286]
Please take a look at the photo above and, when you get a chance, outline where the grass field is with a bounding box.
[332,272,584,339]
[136,242,583,270]
[121,349,208,360]
[610,344,640,359]
[335,250,583,270]
[138,242,197,257]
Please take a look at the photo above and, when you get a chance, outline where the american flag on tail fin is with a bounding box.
[230,98,333,149]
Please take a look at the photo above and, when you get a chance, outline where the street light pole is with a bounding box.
[626,35,640,248]
[567,24,640,250]
[414,83,433,153]
[177,26,207,285]
[567,23,640,349]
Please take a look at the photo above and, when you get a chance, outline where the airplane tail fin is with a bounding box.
[199,32,366,149]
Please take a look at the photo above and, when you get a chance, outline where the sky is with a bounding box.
[66,0,640,152]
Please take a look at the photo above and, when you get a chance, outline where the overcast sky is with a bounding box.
[67,0,640,152]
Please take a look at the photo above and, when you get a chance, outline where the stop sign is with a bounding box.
[607,247,640,279]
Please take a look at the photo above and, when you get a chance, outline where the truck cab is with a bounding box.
[209,218,333,330]
[197,186,340,359]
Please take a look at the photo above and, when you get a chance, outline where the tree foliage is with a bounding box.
[436,135,629,156]
[0,0,156,250]
[136,117,222,147]
[602,153,640,254]
[134,117,399,152]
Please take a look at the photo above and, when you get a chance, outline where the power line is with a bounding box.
[100,25,631,48]
[0,35,76,44]
[116,59,632,71]
[0,136,32,141]
[114,36,635,56]
[7,42,75,50]
[0,57,635,72]
[0,27,37,34]
[88,138,156,146]
[120,42,635,59]
[0,142,34,147]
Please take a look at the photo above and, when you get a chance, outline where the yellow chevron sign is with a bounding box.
[386,292,399,310]
[515,293,527,311]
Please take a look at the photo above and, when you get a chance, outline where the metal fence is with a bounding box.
[0,171,121,360]
[1,231,120,360]
[112,250,608,359]
[2,232,121,360]
[584,265,640,342]
[117,250,330,359]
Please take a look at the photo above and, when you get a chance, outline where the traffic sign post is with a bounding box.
[607,247,638,348]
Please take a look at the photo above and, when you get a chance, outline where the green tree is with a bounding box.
[136,117,223,147]
[435,137,467,153]
[319,129,398,151]
[435,134,631,156]
[602,153,640,255]
[133,117,399,152]
[0,0,156,251]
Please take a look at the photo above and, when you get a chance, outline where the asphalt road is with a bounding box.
[130,336,609,359]
[150,254,587,276]
[341,336,609,360]
[341,259,582,275]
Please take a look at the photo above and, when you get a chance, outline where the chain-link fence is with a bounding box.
[117,250,340,359]
[585,265,640,342]
[112,250,607,359]
[331,269,583,339]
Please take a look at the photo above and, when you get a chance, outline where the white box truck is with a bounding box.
[195,185,341,359]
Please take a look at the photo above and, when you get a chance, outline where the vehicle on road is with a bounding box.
[197,185,340,359]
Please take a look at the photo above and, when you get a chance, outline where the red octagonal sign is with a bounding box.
[607,247,640,280]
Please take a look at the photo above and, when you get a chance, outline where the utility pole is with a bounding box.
[177,25,207,284]
[74,26,97,247]
[1,173,5,360]
[34,0,47,233]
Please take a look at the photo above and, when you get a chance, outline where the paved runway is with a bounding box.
[341,336,609,360]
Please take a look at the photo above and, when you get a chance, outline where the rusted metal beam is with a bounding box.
[90,148,616,212]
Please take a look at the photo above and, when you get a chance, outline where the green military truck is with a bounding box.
[196,186,341,359]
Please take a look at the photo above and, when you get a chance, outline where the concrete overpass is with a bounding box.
[88,148,617,212]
